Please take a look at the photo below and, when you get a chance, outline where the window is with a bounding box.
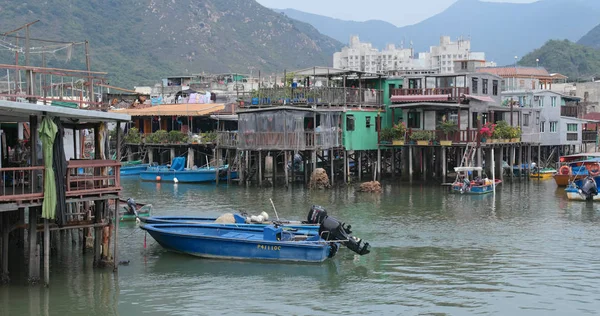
[539,96,544,107]
[536,112,540,125]
[550,121,558,132]
[567,123,578,132]
[366,116,371,128]
[461,61,468,70]
[346,115,355,131]
[482,79,488,94]
[540,121,545,133]
[407,112,421,129]
[492,80,498,96]
[567,133,578,141]
[472,78,478,94]
[551,96,557,107]
[523,114,530,127]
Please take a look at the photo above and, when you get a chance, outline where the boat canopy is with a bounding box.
[560,153,600,163]
[454,167,483,172]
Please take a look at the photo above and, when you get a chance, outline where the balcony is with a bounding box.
[240,87,383,107]
[218,130,343,150]
[560,106,580,118]
[0,160,122,208]
[582,131,597,143]
[391,87,470,103]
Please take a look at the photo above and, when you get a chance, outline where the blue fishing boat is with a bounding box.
[140,157,238,183]
[120,163,149,176]
[141,206,371,262]
[140,214,318,233]
[141,223,334,262]
[451,167,501,195]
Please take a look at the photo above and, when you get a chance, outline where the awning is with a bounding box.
[112,103,225,117]
[391,94,450,103]
[464,94,495,103]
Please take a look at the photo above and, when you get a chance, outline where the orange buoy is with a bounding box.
[588,163,600,176]
[156,176,161,181]
[559,165,571,175]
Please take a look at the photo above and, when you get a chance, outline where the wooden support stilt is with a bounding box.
[148,149,154,164]
[343,150,348,184]
[311,150,317,175]
[93,202,102,266]
[330,149,334,186]
[113,198,119,272]
[1,213,9,282]
[358,151,362,181]
[376,148,381,181]
[284,151,289,188]
[28,207,39,282]
[170,148,175,162]
[43,219,49,286]
[391,149,396,178]
[442,147,447,182]
[258,151,263,187]
[408,146,413,182]
[527,145,532,181]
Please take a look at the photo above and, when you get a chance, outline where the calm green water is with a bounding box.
[2,178,600,315]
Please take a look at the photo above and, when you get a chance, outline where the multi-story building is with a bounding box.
[334,36,494,74]
[479,66,594,151]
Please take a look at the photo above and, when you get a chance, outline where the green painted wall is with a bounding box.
[342,110,382,150]
[374,78,404,128]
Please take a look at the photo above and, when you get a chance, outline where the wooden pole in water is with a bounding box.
[258,151,263,186]
[358,151,362,181]
[284,151,289,188]
[28,207,39,282]
[442,147,447,182]
[377,148,381,181]
[408,146,413,182]
[43,219,49,286]
[343,150,348,184]
[330,149,334,186]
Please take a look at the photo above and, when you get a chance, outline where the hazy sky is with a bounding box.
[255,0,537,27]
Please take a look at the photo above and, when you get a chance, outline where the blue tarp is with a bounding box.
[170,157,185,171]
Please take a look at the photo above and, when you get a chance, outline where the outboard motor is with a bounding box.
[126,198,138,216]
[580,177,598,201]
[306,205,370,255]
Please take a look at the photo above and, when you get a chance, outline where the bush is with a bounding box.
[391,122,406,140]
[124,127,142,144]
[146,130,168,143]
[410,130,434,141]
[380,127,394,142]
[201,131,217,143]
[168,130,187,143]
[493,121,511,139]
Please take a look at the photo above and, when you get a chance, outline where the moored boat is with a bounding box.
[141,206,370,262]
[140,215,319,232]
[566,176,600,201]
[530,167,557,180]
[140,157,238,183]
[141,223,333,262]
[450,167,501,195]
[120,160,149,176]
[554,154,600,186]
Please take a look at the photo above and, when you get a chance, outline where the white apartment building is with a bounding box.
[333,36,495,74]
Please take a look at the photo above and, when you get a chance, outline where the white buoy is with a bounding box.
[260,211,269,221]
[173,177,179,183]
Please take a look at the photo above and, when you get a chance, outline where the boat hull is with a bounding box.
[142,216,318,232]
[120,164,148,176]
[140,167,239,183]
[141,224,331,263]
[565,187,600,201]
[530,171,556,180]
[554,174,586,186]
[451,180,501,195]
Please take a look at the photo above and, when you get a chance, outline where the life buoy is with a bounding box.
[559,165,571,175]
[588,163,600,176]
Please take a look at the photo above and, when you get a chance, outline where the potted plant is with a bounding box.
[392,122,407,145]
[493,121,511,142]
[124,127,142,144]
[168,130,184,144]
[438,120,457,146]
[151,130,168,144]
[509,126,521,142]
[379,127,394,144]
[480,122,495,143]
[410,130,433,146]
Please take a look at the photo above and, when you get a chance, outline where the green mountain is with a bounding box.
[578,23,600,49]
[0,0,341,88]
[519,40,600,81]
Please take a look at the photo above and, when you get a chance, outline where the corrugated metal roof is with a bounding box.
[391,95,450,103]
[477,66,553,78]
[111,103,225,117]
